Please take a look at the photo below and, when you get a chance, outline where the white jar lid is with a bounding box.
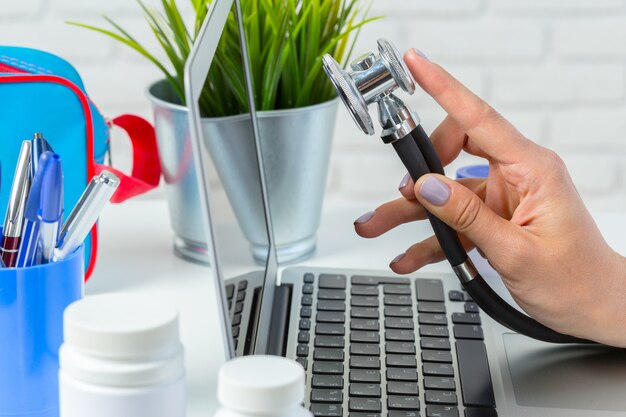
[218,355,305,415]
[64,293,180,359]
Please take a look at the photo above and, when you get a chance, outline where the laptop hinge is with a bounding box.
[266,284,292,356]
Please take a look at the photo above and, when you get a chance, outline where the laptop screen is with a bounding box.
[184,0,278,358]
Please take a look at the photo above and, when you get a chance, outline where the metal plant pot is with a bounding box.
[147,80,338,264]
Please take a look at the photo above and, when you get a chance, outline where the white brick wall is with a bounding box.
[3,0,626,211]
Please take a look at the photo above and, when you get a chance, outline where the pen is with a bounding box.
[39,154,63,264]
[30,133,53,178]
[16,152,54,267]
[1,141,32,267]
[54,171,120,261]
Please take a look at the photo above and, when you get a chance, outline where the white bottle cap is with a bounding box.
[218,355,305,415]
[63,293,180,359]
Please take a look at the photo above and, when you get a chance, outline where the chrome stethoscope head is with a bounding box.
[322,39,416,136]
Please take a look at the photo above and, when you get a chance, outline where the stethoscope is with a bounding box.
[322,39,591,344]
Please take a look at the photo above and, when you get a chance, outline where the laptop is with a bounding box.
[184,1,626,416]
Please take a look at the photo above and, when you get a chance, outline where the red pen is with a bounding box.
[1,141,31,267]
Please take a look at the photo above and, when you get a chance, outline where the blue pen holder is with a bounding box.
[0,240,84,417]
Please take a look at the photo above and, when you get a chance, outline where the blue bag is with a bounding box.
[0,46,160,279]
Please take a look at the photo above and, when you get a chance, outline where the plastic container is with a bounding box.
[456,164,489,179]
[58,293,185,417]
[215,355,312,417]
[0,244,84,417]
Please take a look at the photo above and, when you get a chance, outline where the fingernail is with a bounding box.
[354,210,375,225]
[413,48,429,60]
[398,172,410,190]
[391,253,405,264]
[419,176,450,206]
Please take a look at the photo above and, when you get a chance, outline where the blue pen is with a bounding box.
[16,152,54,267]
[38,155,63,264]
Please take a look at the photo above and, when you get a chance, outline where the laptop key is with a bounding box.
[424,377,455,391]
[448,290,464,302]
[315,336,345,348]
[317,311,346,323]
[389,412,420,417]
[313,361,344,375]
[464,408,497,417]
[236,291,245,302]
[318,300,346,312]
[237,280,247,290]
[422,351,453,364]
[387,368,418,381]
[384,306,413,318]
[464,302,479,314]
[312,375,344,389]
[425,391,457,405]
[319,274,347,289]
[385,329,415,342]
[415,279,444,302]
[385,341,416,354]
[232,326,240,338]
[349,398,382,412]
[299,319,311,330]
[386,354,417,368]
[350,343,380,356]
[311,389,343,403]
[234,302,244,314]
[303,273,314,283]
[456,340,495,407]
[301,295,313,306]
[350,383,381,397]
[349,414,381,417]
[419,325,449,338]
[387,381,418,395]
[417,302,446,314]
[351,307,379,319]
[383,284,411,295]
[423,363,454,377]
[387,396,420,410]
[232,314,242,326]
[351,319,379,331]
[419,313,448,326]
[352,285,378,296]
[303,284,314,294]
[301,307,312,318]
[351,331,380,343]
[426,406,458,417]
[351,275,407,285]
[295,357,307,370]
[316,323,345,336]
[385,317,414,330]
[298,331,310,343]
[313,348,344,361]
[318,289,346,300]
[451,313,481,325]
[383,295,413,306]
[453,325,483,340]
[351,296,379,307]
[350,356,381,369]
[226,284,235,299]
[310,403,342,417]
[420,338,451,351]
[349,369,381,383]
[297,344,309,356]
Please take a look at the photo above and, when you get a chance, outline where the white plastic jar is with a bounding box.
[59,293,186,417]
[215,355,312,417]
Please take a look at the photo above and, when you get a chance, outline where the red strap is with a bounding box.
[96,114,161,203]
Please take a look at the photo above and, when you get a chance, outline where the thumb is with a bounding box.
[414,174,517,258]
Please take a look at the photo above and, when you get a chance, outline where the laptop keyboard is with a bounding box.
[226,279,248,350]
[294,273,497,417]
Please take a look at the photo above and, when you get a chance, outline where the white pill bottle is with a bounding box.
[58,293,186,417]
[215,355,312,417]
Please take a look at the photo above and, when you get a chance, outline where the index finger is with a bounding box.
[403,49,533,163]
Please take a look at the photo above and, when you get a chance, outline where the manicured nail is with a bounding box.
[354,211,375,225]
[398,172,410,190]
[413,48,429,60]
[419,176,450,206]
[391,253,405,264]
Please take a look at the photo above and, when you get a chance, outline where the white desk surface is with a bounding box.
[87,199,626,417]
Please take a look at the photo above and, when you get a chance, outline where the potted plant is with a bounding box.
[70,0,376,264]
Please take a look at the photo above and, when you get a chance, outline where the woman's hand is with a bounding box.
[353,49,626,347]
